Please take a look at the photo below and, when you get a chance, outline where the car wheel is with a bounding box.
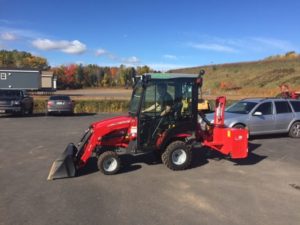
[28,104,33,115]
[289,122,300,138]
[17,107,25,117]
[97,151,121,175]
[24,107,31,116]
[233,124,245,129]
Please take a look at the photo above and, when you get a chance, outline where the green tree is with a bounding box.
[101,73,111,87]
[136,65,151,75]
[0,50,49,69]
[76,64,84,86]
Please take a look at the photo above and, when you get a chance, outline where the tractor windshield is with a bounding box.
[128,85,143,115]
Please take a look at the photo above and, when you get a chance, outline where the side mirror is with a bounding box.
[253,111,263,116]
[199,70,205,76]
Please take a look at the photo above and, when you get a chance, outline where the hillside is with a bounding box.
[169,53,300,98]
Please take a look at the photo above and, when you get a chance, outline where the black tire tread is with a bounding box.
[97,151,121,175]
[161,141,192,171]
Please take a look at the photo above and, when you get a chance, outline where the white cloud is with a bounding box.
[96,48,140,65]
[32,39,86,54]
[1,32,17,41]
[0,26,44,40]
[190,43,237,53]
[147,63,191,71]
[188,36,298,54]
[95,48,118,60]
[122,56,140,64]
[251,37,295,52]
[163,54,177,60]
[95,48,108,56]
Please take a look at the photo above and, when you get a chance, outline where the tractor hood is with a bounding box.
[90,115,135,131]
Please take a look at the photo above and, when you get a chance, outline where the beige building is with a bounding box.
[41,71,57,90]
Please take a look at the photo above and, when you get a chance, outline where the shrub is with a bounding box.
[33,99,129,114]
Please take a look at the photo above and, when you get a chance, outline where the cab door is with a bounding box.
[274,101,294,132]
[248,102,275,134]
[138,82,175,151]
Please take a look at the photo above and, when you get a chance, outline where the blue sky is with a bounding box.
[0,0,299,70]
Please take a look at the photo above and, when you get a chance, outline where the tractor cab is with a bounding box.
[128,73,199,152]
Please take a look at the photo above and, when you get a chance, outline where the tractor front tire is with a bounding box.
[97,151,121,175]
[162,141,192,171]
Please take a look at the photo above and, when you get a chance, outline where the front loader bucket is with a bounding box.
[47,143,78,180]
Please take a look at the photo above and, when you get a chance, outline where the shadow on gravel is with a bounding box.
[190,149,209,169]
[0,112,97,118]
[118,153,158,174]
[77,158,99,176]
[0,113,46,118]
[191,142,267,167]
[249,133,289,140]
[77,154,153,177]
[231,142,267,166]
[46,112,97,117]
[77,141,267,177]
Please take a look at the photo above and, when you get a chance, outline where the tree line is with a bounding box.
[0,50,154,89]
[53,64,152,89]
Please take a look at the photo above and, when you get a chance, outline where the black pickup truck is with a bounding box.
[0,89,34,115]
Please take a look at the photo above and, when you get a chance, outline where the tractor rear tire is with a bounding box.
[97,151,121,175]
[162,141,192,171]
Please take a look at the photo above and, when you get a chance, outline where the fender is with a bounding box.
[156,131,193,149]
[79,116,137,165]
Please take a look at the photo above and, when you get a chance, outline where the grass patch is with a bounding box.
[34,99,129,114]
[33,99,237,114]
[170,56,300,97]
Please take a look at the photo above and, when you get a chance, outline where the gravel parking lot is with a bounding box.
[0,114,299,225]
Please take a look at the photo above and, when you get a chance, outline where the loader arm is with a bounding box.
[47,116,137,180]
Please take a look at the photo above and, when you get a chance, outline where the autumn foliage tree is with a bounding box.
[1,50,152,89]
[0,50,49,69]
[64,64,77,87]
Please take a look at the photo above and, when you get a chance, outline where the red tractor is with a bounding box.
[48,73,248,180]
[278,83,300,99]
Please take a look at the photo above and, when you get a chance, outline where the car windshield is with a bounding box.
[226,101,258,114]
[49,95,71,101]
[0,90,21,98]
[128,85,143,115]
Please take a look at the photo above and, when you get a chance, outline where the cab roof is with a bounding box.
[145,73,198,80]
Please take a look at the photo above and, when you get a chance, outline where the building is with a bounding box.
[0,68,57,91]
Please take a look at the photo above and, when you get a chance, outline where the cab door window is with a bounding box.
[141,84,157,116]
[141,83,175,116]
[180,82,193,116]
[254,102,273,115]
[275,101,292,114]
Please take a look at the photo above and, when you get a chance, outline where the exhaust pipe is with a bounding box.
[47,143,78,180]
